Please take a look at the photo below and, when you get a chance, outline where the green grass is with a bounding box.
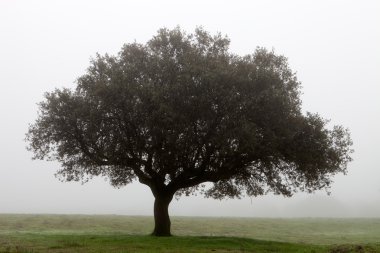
[0,214,379,252]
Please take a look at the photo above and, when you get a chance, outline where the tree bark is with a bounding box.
[152,194,173,236]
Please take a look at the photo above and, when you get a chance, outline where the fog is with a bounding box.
[0,0,379,217]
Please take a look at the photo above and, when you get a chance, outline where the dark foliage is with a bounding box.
[26,27,353,236]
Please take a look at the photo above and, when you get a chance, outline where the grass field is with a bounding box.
[0,214,379,252]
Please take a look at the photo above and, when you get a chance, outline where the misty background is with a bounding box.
[0,0,379,217]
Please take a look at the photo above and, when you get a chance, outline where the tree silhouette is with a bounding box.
[26,27,353,236]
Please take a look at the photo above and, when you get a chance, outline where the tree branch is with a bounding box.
[132,167,153,187]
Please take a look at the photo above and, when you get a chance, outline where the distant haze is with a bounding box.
[0,0,379,217]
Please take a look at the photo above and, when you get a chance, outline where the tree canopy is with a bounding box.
[26,27,353,236]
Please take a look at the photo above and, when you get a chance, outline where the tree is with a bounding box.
[26,27,353,236]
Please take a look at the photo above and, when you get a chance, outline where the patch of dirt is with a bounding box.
[329,244,377,253]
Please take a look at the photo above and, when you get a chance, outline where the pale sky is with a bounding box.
[0,0,379,217]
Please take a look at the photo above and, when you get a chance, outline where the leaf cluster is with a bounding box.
[26,27,353,198]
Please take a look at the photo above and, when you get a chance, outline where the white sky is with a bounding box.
[0,0,379,217]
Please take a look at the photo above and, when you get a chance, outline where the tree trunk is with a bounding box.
[152,195,173,236]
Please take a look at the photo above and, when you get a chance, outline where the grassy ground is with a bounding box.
[0,214,379,252]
